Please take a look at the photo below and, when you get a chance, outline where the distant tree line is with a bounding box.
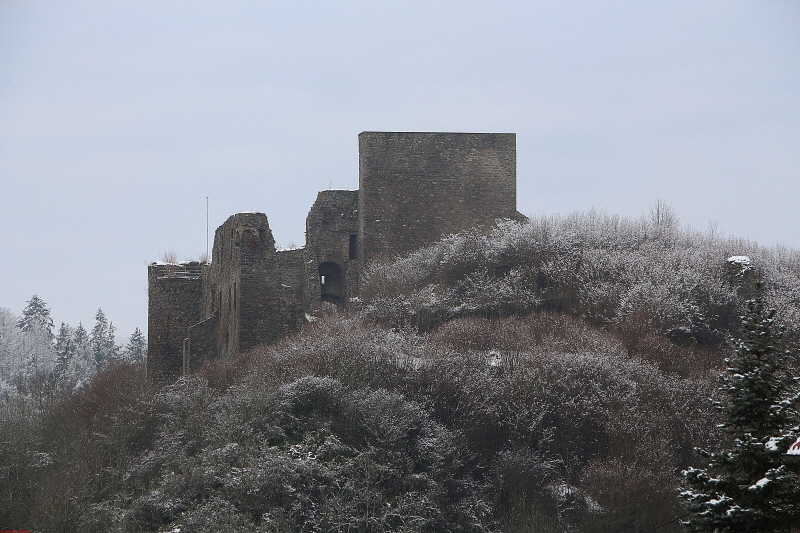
[0,295,146,394]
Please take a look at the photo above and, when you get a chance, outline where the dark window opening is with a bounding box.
[349,234,358,260]
[319,262,344,306]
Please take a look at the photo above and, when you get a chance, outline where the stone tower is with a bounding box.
[358,132,518,264]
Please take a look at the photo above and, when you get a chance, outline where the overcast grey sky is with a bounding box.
[1,1,798,340]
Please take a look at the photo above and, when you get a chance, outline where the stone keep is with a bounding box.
[148,132,520,382]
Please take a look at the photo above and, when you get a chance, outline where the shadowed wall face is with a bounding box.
[147,263,203,383]
[205,213,293,358]
[358,132,517,266]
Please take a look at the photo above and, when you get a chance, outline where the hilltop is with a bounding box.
[2,209,799,532]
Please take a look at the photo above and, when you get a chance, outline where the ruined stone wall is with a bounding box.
[186,315,216,374]
[305,190,360,305]
[202,212,299,359]
[147,262,204,383]
[276,248,310,309]
[358,132,517,266]
[148,131,521,381]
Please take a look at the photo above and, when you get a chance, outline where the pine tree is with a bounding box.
[106,322,119,360]
[69,322,96,383]
[16,294,54,341]
[680,283,800,532]
[54,322,75,376]
[122,327,147,362]
[90,309,118,366]
[73,322,89,349]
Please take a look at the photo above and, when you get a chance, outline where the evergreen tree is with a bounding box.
[16,294,54,341]
[73,322,89,349]
[680,284,800,532]
[69,322,96,383]
[122,327,147,363]
[106,322,119,360]
[54,322,75,376]
[90,309,118,366]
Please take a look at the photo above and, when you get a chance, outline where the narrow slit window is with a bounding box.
[349,234,357,260]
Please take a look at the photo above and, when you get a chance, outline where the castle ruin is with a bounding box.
[148,132,520,382]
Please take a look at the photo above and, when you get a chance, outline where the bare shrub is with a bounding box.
[580,458,682,533]
[161,249,178,263]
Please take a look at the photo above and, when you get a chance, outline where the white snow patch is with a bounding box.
[766,437,781,452]
[749,477,770,490]
[153,260,202,266]
[727,255,751,266]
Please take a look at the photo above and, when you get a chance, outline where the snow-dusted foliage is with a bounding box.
[0,306,56,392]
[360,210,800,351]
[87,374,495,533]
[122,327,147,363]
[17,294,55,340]
[91,308,119,366]
[1,311,723,532]
[0,296,144,399]
[4,209,799,532]
[680,288,800,532]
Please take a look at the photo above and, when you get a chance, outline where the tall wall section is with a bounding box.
[147,262,205,383]
[305,190,360,305]
[200,213,300,360]
[179,213,302,376]
[358,132,518,266]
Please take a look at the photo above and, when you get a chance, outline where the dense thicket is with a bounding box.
[361,211,800,353]
[2,210,799,532]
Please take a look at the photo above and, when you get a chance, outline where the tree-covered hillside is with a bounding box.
[2,209,798,532]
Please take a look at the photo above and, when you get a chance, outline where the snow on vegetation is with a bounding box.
[2,207,799,532]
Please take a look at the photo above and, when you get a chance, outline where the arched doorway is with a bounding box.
[318,262,344,306]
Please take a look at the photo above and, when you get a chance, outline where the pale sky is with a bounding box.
[1,1,799,341]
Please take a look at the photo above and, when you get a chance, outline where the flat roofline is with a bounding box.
[359,131,515,135]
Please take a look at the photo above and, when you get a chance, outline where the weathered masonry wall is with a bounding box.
[276,248,310,310]
[203,213,301,360]
[358,132,518,265]
[305,190,360,305]
[147,262,204,383]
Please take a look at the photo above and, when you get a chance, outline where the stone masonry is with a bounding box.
[148,132,521,382]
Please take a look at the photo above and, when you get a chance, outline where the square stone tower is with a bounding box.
[357,132,517,265]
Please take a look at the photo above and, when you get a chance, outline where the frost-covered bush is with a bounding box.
[3,308,727,533]
[360,210,800,350]
[424,313,719,532]
[0,359,153,533]
[95,371,497,533]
